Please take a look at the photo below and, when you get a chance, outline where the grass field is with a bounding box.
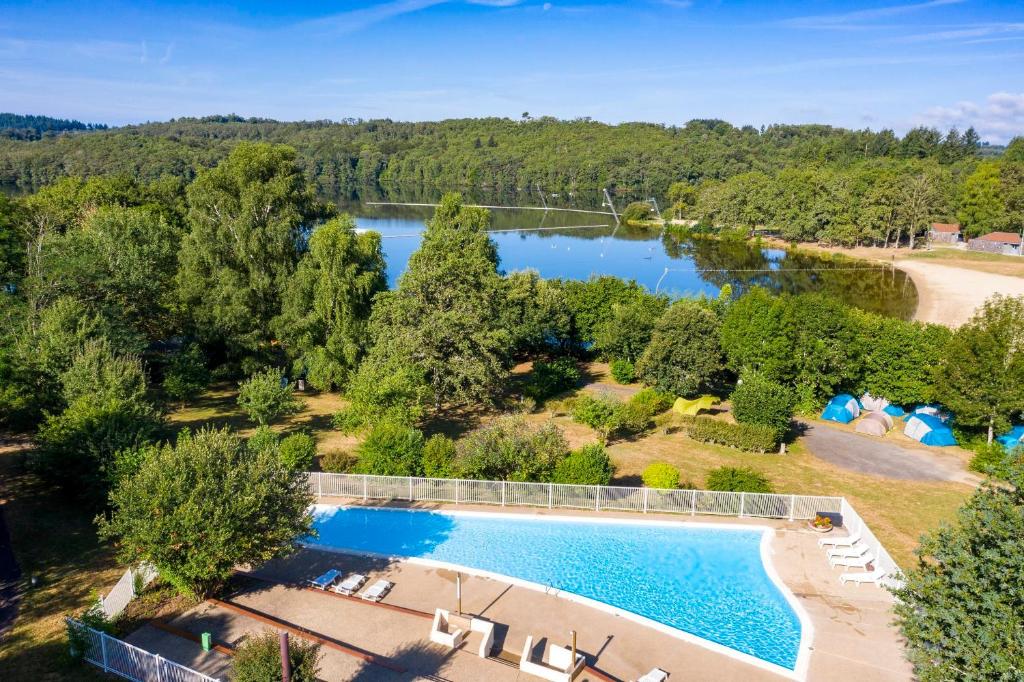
[903,245,1024,277]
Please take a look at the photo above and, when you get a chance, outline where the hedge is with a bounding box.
[678,415,778,453]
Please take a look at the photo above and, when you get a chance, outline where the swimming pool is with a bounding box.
[307,505,807,675]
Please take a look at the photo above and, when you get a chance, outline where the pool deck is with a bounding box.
[128,498,912,681]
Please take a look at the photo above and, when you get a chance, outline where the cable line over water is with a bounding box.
[365,201,616,217]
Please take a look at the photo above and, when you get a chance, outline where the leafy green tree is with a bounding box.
[59,338,147,406]
[354,420,425,476]
[246,425,281,457]
[499,270,572,354]
[337,354,430,430]
[786,293,861,410]
[560,276,651,346]
[720,288,794,381]
[552,443,615,485]
[163,343,210,406]
[935,295,1024,444]
[237,368,301,426]
[856,313,950,406]
[233,632,322,682]
[279,432,317,471]
[275,215,386,391]
[98,427,314,598]
[571,394,620,440]
[705,466,773,493]
[176,142,326,354]
[1005,137,1024,162]
[523,358,580,401]
[642,462,680,489]
[455,416,568,481]
[362,193,509,410]
[957,161,1005,237]
[730,371,794,441]
[621,201,654,223]
[610,359,635,384]
[636,300,722,397]
[892,463,1024,680]
[592,296,667,363]
[0,193,26,289]
[422,434,457,478]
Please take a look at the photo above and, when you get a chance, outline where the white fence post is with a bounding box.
[643,487,649,513]
[155,654,165,682]
[690,490,696,516]
[362,475,368,502]
[455,480,460,505]
[789,494,796,521]
[595,486,600,511]
[100,632,109,671]
[501,481,506,507]
[739,492,746,517]
[408,478,414,502]
[317,472,322,499]
[548,484,553,509]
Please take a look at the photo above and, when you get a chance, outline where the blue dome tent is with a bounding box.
[997,426,1024,450]
[882,404,906,418]
[821,394,860,424]
[904,413,957,447]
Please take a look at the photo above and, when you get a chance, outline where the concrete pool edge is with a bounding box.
[303,504,813,680]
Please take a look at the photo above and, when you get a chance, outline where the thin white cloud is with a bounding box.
[660,0,694,8]
[159,41,175,65]
[916,92,1024,144]
[299,0,523,35]
[891,22,1024,43]
[781,0,964,30]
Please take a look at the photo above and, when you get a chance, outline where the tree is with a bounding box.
[636,300,722,397]
[892,464,1024,680]
[899,164,949,249]
[237,368,301,425]
[361,193,509,410]
[560,276,651,346]
[621,201,654,223]
[455,416,568,482]
[720,288,794,381]
[353,420,425,476]
[0,193,26,289]
[935,295,1024,444]
[730,371,794,442]
[592,296,668,363]
[786,293,861,410]
[957,162,1005,237]
[233,632,322,682]
[422,434,457,478]
[275,215,386,391]
[552,443,615,485]
[98,427,314,598]
[279,432,317,471]
[498,270,572,354]
[176,142,327,354]
[856,313,950,406]
[163,343,210,406]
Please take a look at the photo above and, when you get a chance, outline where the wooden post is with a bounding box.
[280,632,291,682]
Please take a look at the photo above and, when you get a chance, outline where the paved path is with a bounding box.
[801,421,977,484]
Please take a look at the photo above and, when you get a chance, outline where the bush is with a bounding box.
[354,421,425,476]
[969,442,1022,480]
[571,394,619,437]
[705,466,773,493]
[455,416,568,481]
[610,359,635,384]
[320,450,355,473]
[233,631,322,682]
[246,425,280,456]
[237,368,300,425]
[524,358,581,401]
[679,415,779,452]
[280,432,317,471]
[163,343,209,405]
[642,461,680,489]
[621,201,654,223]
[552,443,615,485]
[636,300,722,397]
[422,434,457,478]
[730,371,795,441]
[629,387,673,415]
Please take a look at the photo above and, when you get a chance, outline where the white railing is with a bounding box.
[840,499,902,588]
[101,563,159,619]
[67,618,220,682]
[308,472,843,521]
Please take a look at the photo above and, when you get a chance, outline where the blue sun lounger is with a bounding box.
[308,568,342,590]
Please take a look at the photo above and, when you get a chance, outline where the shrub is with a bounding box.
[422,434,457,478]
[969,442,1022,480]
[320,450,355,473]
[280,432,317,471]
[679,415,779,452]
[237,368,300,425]
[246,426,280,456]
[524,358,581,401]
[571,394,619,438]
[163,343,209,405]
[233,631,322,682]
[455,416,568,481]
[621,201,654,223]
[552,443,615,485]
[729,371,795,441]
[705,466,773,493]
[642,461,680,489]
[610,359,636,384]
[636,300,722,397]
[354,421,425,476]
[629,387,673,415]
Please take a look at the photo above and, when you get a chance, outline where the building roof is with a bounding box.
[975,231,1022,245]
[930,222,961,233]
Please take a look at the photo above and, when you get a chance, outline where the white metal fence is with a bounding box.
[308,472,844,521]
[840,499,902,588]
[101,563,159,619]
[66,618,219,682]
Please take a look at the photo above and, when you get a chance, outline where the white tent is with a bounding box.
[860,393,890,412]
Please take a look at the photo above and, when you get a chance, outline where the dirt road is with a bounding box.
[895,259,1024,327]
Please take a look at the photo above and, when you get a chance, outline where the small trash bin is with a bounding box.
[201,632,212,652]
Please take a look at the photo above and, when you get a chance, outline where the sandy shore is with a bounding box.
[894,259,1024,327]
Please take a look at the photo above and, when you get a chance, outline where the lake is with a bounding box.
[341,199,918,320]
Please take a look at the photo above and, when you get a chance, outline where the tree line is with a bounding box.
[0,113,108,141]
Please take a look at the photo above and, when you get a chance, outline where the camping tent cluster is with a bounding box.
[820,393,958,446]
[997,426,1024,450]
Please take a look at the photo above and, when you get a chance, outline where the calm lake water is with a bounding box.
[342,200,918,319]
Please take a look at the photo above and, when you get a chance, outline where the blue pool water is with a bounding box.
[307,506,802,670]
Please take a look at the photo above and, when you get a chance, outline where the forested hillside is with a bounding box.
[0,114,988,195]
[0,113,108,141]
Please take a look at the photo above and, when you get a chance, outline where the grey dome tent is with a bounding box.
[855,411,894,437]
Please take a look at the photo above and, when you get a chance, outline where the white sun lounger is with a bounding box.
[830,552,874,569]
[636,668,669,682]
[308,568,342,590]
[818,530,862,548]
[360,579,394,602]
[840,568,887,586]
[333,573,367,596]
[827,543,870,560]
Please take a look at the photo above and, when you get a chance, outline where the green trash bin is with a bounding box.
[201,632,212,652]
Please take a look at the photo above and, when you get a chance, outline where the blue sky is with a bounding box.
[1,0,1022,142]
